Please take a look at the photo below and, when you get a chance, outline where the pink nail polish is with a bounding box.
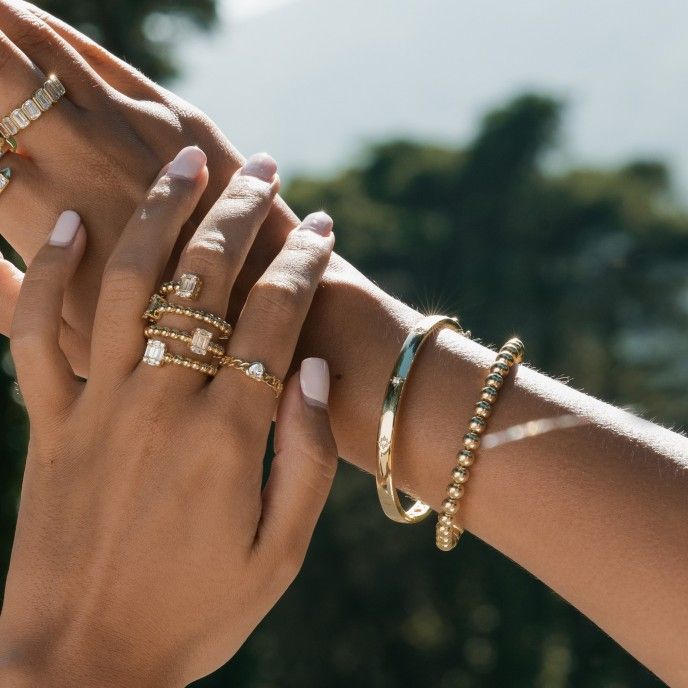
[300,211,333,237]
[168,146,207,180]
[300,358,330,409]
[241,152,277,182]
[49,210,81,247]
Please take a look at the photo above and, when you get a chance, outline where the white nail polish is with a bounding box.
[300,358,330,408]
[49,210,81,247]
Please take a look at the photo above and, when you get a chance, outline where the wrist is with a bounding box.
[0,629,180,688]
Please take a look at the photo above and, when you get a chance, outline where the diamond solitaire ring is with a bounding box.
[159,273,203,300]
[219,355,283,397]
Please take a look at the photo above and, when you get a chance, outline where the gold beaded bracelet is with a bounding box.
[435,337,524,551]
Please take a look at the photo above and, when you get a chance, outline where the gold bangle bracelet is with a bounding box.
[435,337,524,551]
[376,315,467,524]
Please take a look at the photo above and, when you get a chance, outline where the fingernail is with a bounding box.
[300,358,330,409]
[168,146,207,180]
[300,211,333,237]
[49,210,81,247]
[241,152,277,182]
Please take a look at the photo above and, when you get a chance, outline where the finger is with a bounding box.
[253,359,337,587]
[0,156,44,259]
[0,0,111,109]
[156,153,279,391]
[10,210,85,415]
[0,247,22,334]
[24,2,161,101]
[212,213,334,406]
[92,146,208,379]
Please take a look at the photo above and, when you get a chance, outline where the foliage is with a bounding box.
[36,0,218,81]
[2,92,686,686]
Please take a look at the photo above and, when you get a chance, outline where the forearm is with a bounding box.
[299,252,688,686]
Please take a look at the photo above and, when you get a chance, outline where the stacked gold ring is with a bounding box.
[141,274,229,377]
[142,340,218,377]
[144,324,225,359]
[435,337,524,551]
[0,75,65,144]
[143,294,232,339]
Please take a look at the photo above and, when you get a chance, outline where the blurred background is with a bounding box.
[2,1,687,686]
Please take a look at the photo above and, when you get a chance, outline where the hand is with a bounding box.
[0,148,338,687]
[0,0,298,374]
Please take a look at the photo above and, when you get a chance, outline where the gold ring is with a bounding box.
[143,294,232,339]
[142,339,217,376]
[160,273,203,300]
[219,355,283,396]
[0,167,12,195]
[0,136,17,158]
[144,324,225,358]
[0,76,65,146]
[376,315,467,524]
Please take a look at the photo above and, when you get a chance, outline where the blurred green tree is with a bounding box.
[37,0,218,81]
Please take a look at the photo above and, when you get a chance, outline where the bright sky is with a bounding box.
[178,0,688,196]
[227,0,297,22]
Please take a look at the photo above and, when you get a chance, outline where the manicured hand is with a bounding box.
[0,0,299,374]
[0,148,337,687]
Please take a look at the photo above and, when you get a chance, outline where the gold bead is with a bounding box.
[437,536,457,551]
[450,482,464,499]
[447,483,463,500]
[485,372,504,389]
[491,360,510,376]
[475,400,492,418]
[480,386,499,402]
[437,523,452,536]
[442,498,459,514]
[469,416,486,434]
[457,449,474,467]
[439,513,453,527]
[463,432,480,451]
[501,339,524,364]
[452,466,470,484]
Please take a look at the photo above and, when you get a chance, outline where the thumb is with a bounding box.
[255,358,338,580]
[0,250,23,336]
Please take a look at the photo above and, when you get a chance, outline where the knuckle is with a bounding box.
[227,174,273,204]
[182,235,230,274]
[251,277,307,320]
[136,176,196,223]
[104,255,150,296]
[305,443,338,488]
[6,14,47,54]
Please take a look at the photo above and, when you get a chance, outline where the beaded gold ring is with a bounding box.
[142,339,218,377]
[159,273,203,301]
[436,337,524,551]
[142,294,232,339]
[144,324,225,358]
